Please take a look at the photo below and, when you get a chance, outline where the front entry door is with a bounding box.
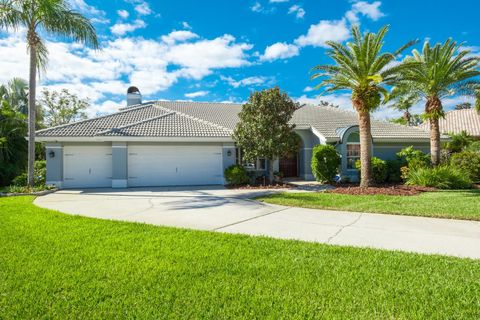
[279,153,298,178]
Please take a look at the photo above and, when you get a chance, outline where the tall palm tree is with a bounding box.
[311,25,416,187]
[0,0,98,186]
[396,40,480,165]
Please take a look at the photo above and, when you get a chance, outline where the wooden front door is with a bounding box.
[279,154,298,178]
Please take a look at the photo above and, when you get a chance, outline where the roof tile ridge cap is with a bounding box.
[36,103,154,134]
[158,100,243,106]
[96,111,175,136]
[154,102,233,133]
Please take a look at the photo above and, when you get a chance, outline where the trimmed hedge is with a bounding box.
[311,145,340,183]
[355,157,388,184]
[224,165,250,185]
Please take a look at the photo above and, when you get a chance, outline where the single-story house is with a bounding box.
[418,108,480,138]
[36,88,432,188]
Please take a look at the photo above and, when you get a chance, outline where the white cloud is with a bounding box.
[0,29,253,115]
[288,5,305,19]
[110,19,146,36]
[182,21,192,30]
[296,93,352,110]
[251,2,263,12]
[303,86,314,92]
[134,1,152,15]
[295,19,350,47]
[185,90,209,98]
[67,0,109,24]
[270,0,289,2]
[346,1,384,24]
[221,75,274,88]
[161,30,199,45]
[260,42,299,61]
[117,10,130,19]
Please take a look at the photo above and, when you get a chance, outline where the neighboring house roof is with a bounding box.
[418,109,480,137]
[36,100,431,142]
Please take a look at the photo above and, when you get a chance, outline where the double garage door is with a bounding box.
[63,144,223,188]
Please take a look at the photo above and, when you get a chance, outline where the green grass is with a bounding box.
[258,189,480,221]
[1,197,480,319]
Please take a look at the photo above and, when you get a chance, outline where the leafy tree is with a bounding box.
[0,99,27,186]
[233,87,301,183]
[455,102,472,110]
[395,40,480,166]
[0,78,28,114]
[311,25,416,187]
[0,0,99,186]
[40,89,88,127]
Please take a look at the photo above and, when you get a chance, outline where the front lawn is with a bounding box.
[1,197,480,318]
[258,189,480,221]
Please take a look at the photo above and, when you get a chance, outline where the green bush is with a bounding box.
[355,157,388,184]
[397,146,430,170]
[405,165,472,189]
[12,161,46,187]
[311,145,340,183]
[450,150,480,183]
[224,165,250,185]
[385,159,404,183]
[467,141,480,152]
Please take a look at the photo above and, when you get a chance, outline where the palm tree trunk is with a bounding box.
[27,44,37,187]
[429,118,441,166]
[358,110,373,187]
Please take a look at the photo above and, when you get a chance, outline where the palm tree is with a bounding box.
[388,88,419,126]
[311,25,416,187]
[0,0,98,186]
[396,40,480,165]
[0,78,29,114]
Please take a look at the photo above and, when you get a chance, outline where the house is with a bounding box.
[36,87,431,188]
[418,108,480,138]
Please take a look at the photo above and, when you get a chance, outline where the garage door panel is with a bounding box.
[63,146,112,188]
[128,144,223,187]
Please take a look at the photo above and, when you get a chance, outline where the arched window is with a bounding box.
[346,132,360,169]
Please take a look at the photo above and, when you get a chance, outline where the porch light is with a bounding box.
[227,150,232,157]
[49,150,55,158]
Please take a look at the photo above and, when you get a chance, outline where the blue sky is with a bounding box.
[0,0,478,118]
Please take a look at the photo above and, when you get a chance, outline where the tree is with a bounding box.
[311,25,416,187]
[0,78,28,114]
[233,87,301,183]
[0,0,99,186]
[396,40,480,165]
[455,102,472,110]
[388,87,420,126]
[40,89,88,127]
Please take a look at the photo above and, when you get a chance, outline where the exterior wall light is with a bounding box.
[227,150,232,157]
[49,150,55,158]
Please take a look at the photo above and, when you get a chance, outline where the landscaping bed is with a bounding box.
[1,196,480,319]
[226,183,292,190]
[328,184,436,196]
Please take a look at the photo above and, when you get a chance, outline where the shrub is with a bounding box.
[450,150,480,183]
[467,141,480,152]
[224,165,250,185]
[385,159,404,183]
[311,145,341,183]
[397,146,430,170]
[405,165,472,189]
[12,161,46,187]
[355,157,388,184]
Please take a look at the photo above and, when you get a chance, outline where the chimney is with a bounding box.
[127,86,142,107]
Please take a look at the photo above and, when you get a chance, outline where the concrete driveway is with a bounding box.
[34,186,480,259]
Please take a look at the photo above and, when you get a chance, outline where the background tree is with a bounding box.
[388,87,420,126]
[0,0,99,186]
[311,25,416,187]
[0,99,27,186]
[455,102,472,110]
[396,40,480,165]
[233,87,301,183]
[40,89,88,127]
[0,78,28,114]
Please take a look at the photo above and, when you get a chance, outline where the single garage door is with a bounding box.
[128,144,223,187]
[63,145,113,188]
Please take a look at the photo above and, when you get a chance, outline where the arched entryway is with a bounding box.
[279,154,298,178]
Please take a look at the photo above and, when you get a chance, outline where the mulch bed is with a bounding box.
[226,183,292,190]
[327,184,436,196]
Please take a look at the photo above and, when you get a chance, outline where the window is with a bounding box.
[346,132,360,169]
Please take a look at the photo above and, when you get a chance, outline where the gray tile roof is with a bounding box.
[36,100,431,140]
[418,109,480,137]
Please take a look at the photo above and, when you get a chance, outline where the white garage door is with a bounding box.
[128,144,223,187]
[63,145,112,188]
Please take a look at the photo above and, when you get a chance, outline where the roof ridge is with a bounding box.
[36,103,154,134]
[154,103,234,133]
[96,111,175,136]
[156,100,243,106]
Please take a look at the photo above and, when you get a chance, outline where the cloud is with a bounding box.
[270,0,289,2]
[67,0,109,23]
[260,42,299,61]
[182,21,192,30]
[0,29,253,115]
[346,1,384,24]
[296,93,352,110]
[117,9,130,19]
[161,30,199,45]
[251,2,264,12]
[221,75,274,88]
[185,90,209,98]
[303,86,315,92]
[288,5,305,19]
[134,1,152,15]
[295,19,350,47]
[110,19,146,36]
